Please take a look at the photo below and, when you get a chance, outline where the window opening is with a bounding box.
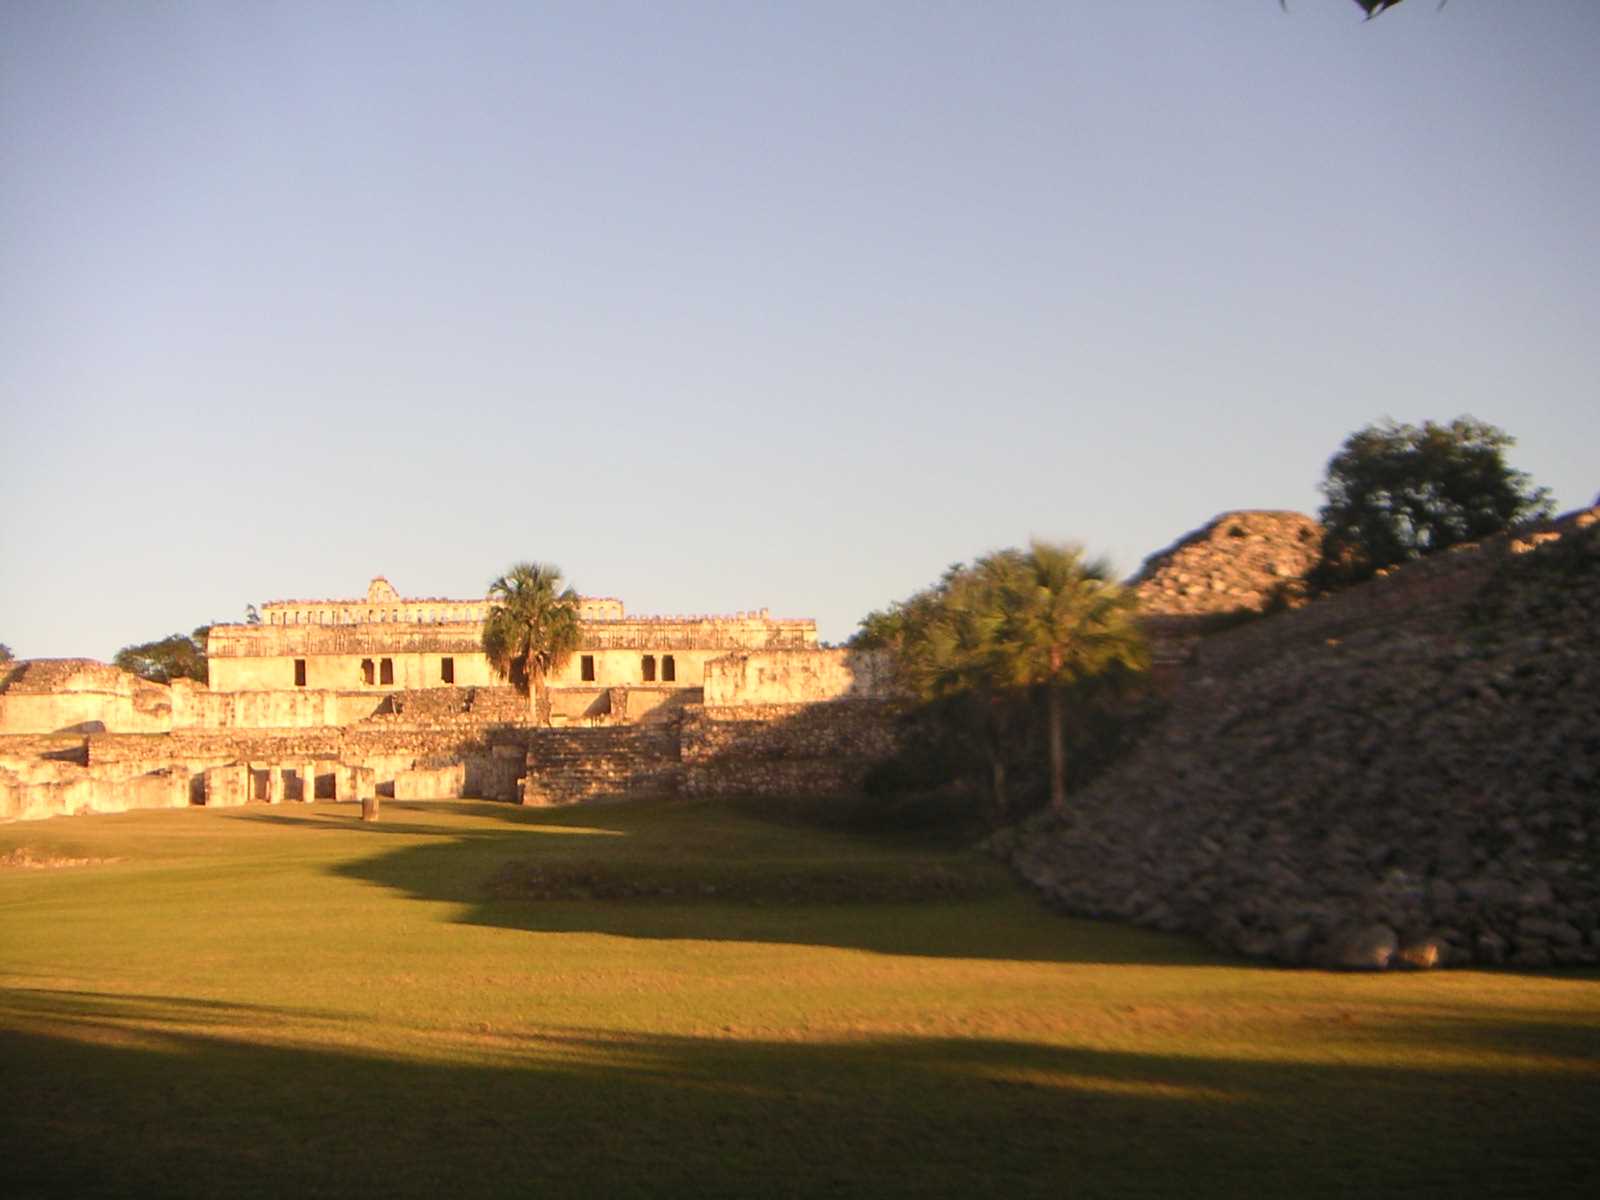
[440,657,455,684]
[361,659,375,686]
[294,659,307,687]
[641,654,656,683]
[581,655,595,682]
[662,654,675,682]
[380,658,394,685]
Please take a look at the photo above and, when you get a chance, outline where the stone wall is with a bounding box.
[701,649,894,706]
[0,660,174,735]
[0,758,193,822]
[520,726,683,806]
[171,679,381,730]
[681,701,899,798]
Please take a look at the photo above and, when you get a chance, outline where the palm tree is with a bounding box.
[993,542,1148,815]
[481,562,581,726]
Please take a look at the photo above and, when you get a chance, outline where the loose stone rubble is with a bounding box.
[1133,509,1324,617]
[1004,506,1600,969]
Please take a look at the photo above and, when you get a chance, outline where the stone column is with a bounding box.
[205,764,248,808]
[267,764,285,805]
[351,765,377,820]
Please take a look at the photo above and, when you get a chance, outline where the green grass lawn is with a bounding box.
[2,797,1597,1199]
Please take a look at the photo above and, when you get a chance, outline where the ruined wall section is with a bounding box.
[255,577,623,627]
[701,649,894,707]
[0,660,174,735]
[520,726,683,806]
[681,701,899,798]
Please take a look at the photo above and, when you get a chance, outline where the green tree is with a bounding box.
[1315,416,1553,587]
[482,562,581,726]
[0,643,13,665]
[857,560,1023,818]
[990,543,1148,814]
[857,543,1147,819]
[113,626,210,684]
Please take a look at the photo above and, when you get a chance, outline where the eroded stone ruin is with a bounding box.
[0,580,892,820]
[1003,505,1600,970]
[7,509,1598,975]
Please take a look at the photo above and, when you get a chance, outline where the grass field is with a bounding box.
[2,797,1597,1198]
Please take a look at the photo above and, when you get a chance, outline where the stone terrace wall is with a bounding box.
[521,726,683,806]
[681,701,899,798]
[1184,510,1588,683]
[171,681,378,731]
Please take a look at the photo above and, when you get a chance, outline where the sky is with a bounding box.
[2,1,1596,658]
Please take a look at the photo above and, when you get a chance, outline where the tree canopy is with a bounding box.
[1314,416,1553,587]
[0,643,13,666]
[856,541,1147,817]
[113,627,210,684]
[482,562,581,725]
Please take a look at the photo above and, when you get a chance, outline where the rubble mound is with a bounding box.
[1007,506,1600,969]
[0,659,142,694]
[1133,510,1323,617]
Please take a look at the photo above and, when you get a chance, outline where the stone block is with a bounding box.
[204,764,249,808]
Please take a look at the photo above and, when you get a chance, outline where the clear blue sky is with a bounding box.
[2,1,1595,657]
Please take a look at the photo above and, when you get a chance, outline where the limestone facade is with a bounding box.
[207,576,817,700]
[1,576,890,822]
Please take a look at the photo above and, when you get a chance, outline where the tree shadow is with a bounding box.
[221,800,1243,967]
[2,982,1596,1199]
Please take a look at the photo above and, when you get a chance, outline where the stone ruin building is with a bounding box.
[206,576,828,720]
[0,577,895,821]
[0,515,1357,824]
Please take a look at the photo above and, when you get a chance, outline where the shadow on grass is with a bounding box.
[3,982,1597,1200]
[230,800,1232,967]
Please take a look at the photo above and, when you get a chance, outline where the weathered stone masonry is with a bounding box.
[1,569,894,821]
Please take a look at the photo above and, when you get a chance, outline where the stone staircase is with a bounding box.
[521,725,683,806]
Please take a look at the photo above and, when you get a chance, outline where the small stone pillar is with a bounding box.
[299,760,317,802]
[351,766,378,821]
[267,764,286,805]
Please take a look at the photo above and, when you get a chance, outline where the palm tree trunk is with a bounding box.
[524,651,548,727]
[983,693,1008,823]
[1047,685,1067,813]
[989,756,1008,824]
[532,669,549,726]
